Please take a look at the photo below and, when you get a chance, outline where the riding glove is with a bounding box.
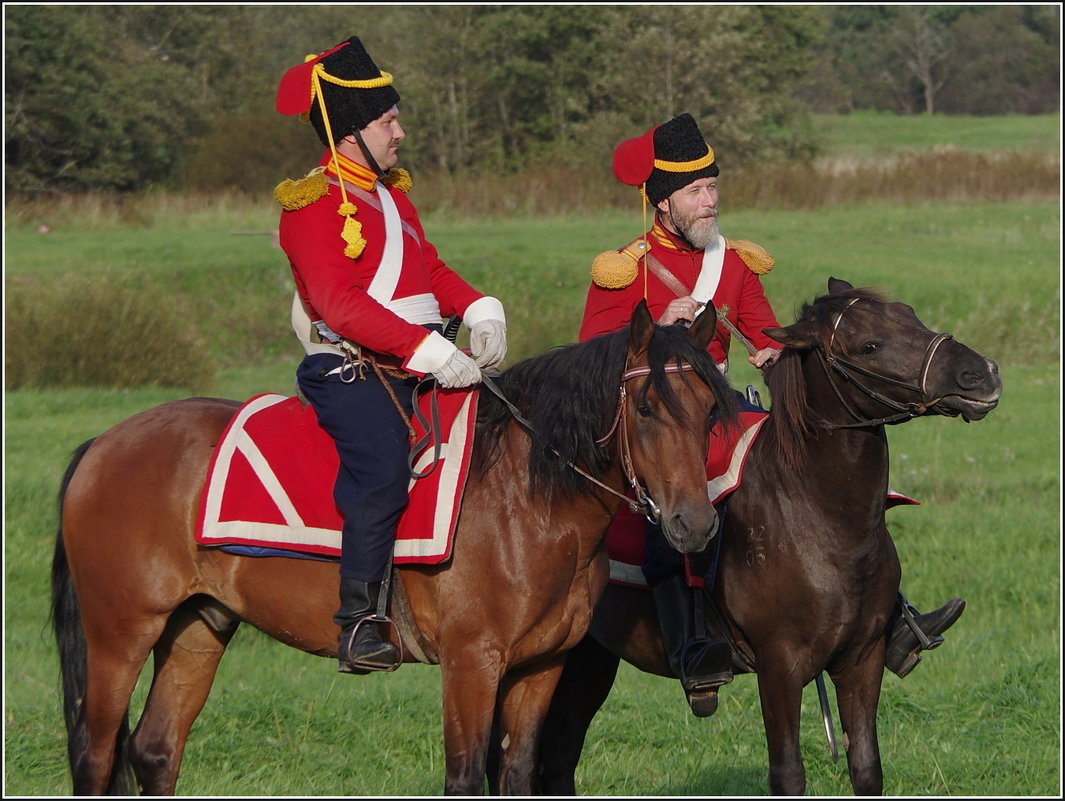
[432,348,482,388]
[469,319,508,369]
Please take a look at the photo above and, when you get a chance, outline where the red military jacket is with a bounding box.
[278,152,486,372]
[579,219,780,367]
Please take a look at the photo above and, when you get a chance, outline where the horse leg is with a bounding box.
[493,658,566,795]
[74,622,165,794]
[439,649,504,795]
[128,601,239,795]
[831,654,886,795]
[755,664,807,795]
[536,635,622,795]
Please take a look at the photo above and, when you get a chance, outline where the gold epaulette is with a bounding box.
[385,168,412,193]
[273,167,329,210]
[725,237,775,275]
[591,238,646,289]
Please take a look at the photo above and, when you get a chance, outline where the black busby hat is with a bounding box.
[276,36,400,147]
[613,113,718,206]
[644,113,718,205]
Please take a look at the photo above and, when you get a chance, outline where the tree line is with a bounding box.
[4,4,1059,195]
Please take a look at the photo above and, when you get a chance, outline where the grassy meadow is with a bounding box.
[4,113,1061,796]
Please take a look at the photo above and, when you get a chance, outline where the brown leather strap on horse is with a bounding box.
[643,252,759,357]
[407,377,445,479]
[480,365,694,523]
[367,357,418,441]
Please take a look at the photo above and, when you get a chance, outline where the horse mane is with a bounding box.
[760,285,888,469]
[473,323,739,500]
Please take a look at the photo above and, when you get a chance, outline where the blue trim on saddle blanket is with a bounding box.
[219,544,338,562]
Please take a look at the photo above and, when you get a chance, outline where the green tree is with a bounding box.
[467,5,613,171]
[888,5,962,114]
[592,5,820,164]
[6,6,222,191]
[812,4,1059,115]
[937,5,1061,114]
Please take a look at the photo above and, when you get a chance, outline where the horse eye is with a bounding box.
[861,341,880,354]
[637,404,653,418]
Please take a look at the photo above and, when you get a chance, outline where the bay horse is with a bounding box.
[535,278,1003,796]
[50,300,741,796]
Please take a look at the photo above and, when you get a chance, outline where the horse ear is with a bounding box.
[689,302,718,350]
[828,277,853,294]
[763,321,819,350]
[629,299,654,356]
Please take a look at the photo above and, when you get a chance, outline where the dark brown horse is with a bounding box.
[535,279,1003,796]
[50,301,741,796]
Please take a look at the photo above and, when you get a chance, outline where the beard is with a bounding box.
[668,203,720,250]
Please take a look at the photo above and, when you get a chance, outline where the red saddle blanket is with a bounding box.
[195,389,478,564]
[605,407,920,588]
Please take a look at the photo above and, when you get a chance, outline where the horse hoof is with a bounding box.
[687,689,719,718]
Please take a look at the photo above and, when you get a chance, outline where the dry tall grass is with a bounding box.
[5,150,1059,229]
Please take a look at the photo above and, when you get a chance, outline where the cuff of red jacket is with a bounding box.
[462,296,506,328]
[404,329,459,376]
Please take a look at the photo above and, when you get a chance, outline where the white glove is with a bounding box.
[431,349,482,388]
[469,319,508,369]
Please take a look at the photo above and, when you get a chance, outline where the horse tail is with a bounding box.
[51,439,135,796]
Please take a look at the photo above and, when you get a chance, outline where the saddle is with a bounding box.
[195,389,478,564]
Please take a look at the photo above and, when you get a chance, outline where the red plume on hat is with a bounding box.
[275,42,350,116]
[612,125,660,186]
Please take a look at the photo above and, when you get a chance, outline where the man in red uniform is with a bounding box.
[581,113,781,373]
[274,36,508,674]
[580,113,965,715]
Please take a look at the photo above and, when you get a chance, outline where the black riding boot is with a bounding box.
[885,594,966,678]
[651,574,733,718]
[334,578,399,674]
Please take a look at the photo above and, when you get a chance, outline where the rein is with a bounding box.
[817,297,954,431]
[480,362,697,523]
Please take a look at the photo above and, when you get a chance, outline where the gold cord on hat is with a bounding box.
[641,183,649,301]
[301,51,394,111]
[311,69,367,259]
[317,65,393,89]
[653,145,715,172]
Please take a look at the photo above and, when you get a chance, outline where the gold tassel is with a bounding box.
[726,237,775,275]
[341,215,366,259]
[273,167,329,210]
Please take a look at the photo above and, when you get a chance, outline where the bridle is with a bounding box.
[480,362,699,523]
[817,296,954,431]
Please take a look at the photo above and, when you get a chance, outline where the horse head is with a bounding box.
[763,277,1003,429]
[621,300,735,553]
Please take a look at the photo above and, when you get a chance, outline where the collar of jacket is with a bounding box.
[649,218,699,254]
[322,151,378,192]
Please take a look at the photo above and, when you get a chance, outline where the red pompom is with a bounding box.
[612,126,658,186]
[275,41,350,115]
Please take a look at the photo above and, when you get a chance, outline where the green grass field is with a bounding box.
[811,111,1060,159]
[3,356,1059,796]
[3,113,1061,796]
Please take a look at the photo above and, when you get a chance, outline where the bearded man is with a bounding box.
[578,112,965,717]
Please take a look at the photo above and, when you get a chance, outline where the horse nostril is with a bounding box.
[958,370,985,390]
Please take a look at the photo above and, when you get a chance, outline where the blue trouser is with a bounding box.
[296,352,418,582]
[641,507,725,590]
